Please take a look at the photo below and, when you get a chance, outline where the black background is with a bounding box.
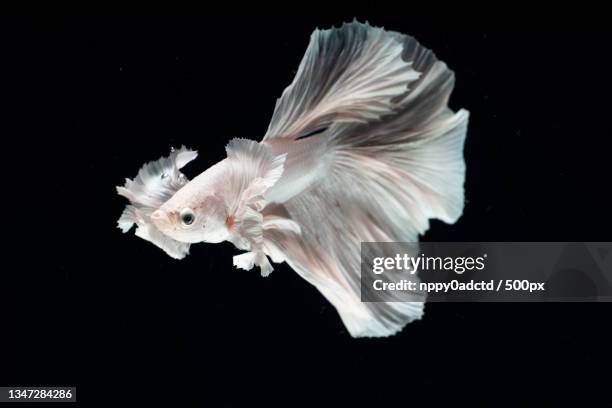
[3,15,612,407]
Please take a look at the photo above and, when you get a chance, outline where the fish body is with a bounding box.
[117,21,469,337]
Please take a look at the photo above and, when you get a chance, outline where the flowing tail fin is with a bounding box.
[261,21,469,337]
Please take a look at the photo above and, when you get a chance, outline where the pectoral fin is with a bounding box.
[224,138,289,276]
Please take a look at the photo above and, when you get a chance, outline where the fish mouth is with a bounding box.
[150,210,173,230]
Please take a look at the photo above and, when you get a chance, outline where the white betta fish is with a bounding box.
[117,21,469,337]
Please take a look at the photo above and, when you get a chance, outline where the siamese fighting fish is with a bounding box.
[116,21,469,337]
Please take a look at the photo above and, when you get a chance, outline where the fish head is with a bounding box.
[151,185,229,244]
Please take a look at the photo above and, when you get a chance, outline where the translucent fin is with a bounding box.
[259,22,468,337]
[134,220,190,260]
[263,20,420,141]
[116,146,197,258]
[224,139,288,276]
[116,146,197,211]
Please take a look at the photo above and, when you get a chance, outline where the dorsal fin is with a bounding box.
[262,21,420,141]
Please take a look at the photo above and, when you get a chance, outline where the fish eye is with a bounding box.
[180,208,195,226]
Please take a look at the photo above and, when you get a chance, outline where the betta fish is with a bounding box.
[116,21,469,337]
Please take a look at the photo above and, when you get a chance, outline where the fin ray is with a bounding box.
[263,21,420,141]
[260,21,469,337]
[116,146,197,257]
